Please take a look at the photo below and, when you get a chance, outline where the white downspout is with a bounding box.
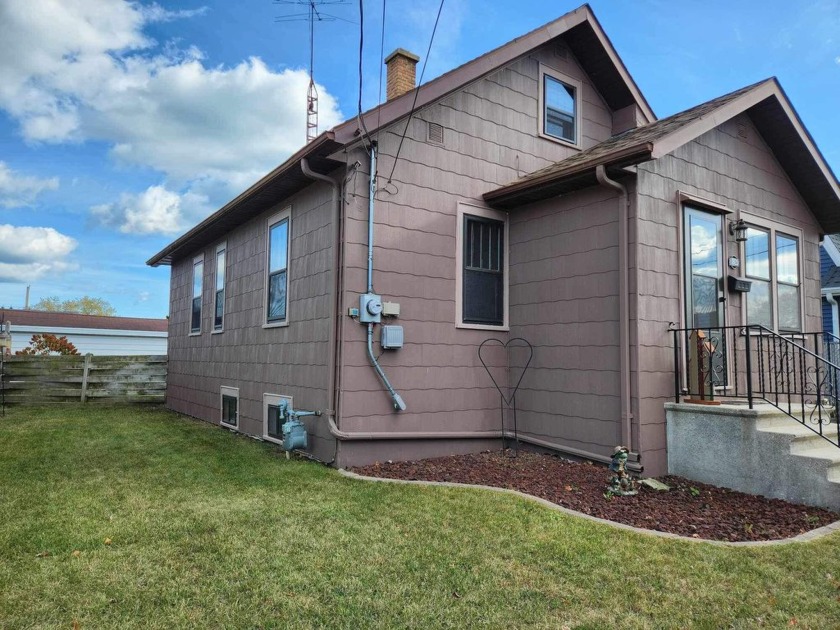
[595,165,634,454]
[827,292,840,339]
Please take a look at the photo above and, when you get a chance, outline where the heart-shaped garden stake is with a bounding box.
[478,337,534,453]
[478,337,534,407]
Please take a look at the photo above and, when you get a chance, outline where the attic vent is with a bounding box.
[428,121,444,145]
[554,44,568,59]
[737,123,748,140]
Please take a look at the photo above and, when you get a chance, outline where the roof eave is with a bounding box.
[484,143,652,209]
[146,131,339,267]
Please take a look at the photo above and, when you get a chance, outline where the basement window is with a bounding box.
[264,393,292,444]
[539,65,581,147]
[220,386,238,428]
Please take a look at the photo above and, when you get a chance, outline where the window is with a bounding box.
[265,208,291,326]
[743,220,802,332]
[220,386,238,428]
[456,203,508,329]
[263,393,292,444]
[191,255,204,334]
[214,243,226,332]
[539,66,581,146]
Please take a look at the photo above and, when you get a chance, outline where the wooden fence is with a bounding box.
[0,354,167,405]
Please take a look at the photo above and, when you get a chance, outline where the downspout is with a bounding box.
[366,142,406,411]
[595,165,634,453]
[300,158,342,441]
[827,292,840,339]
[300,155,646,471]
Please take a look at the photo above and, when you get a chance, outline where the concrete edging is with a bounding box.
[337,469,840,547]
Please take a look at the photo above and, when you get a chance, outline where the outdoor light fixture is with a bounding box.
[729,218,748,242]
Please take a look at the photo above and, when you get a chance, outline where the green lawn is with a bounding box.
[2,406,840,629]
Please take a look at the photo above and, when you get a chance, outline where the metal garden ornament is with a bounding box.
[607,446,638,496]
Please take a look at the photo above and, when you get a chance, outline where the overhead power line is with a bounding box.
[386,0,445,184]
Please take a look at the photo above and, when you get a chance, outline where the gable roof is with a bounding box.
[0,309,168,333]
[331,4,654,145]
[147,4,652,267]
[823,256,840,290]
[484,79,840,234]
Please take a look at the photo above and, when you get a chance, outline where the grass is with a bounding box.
[2,406,840,629]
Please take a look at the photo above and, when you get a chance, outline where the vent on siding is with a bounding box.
[428,121,444,145]
[737,123,748,140]
[554,44,568,59]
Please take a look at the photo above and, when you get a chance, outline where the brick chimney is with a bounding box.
[385,49,420,101]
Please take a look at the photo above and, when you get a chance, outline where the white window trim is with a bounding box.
[455,201,510,331]
[263,392,293,445]
[739,212,805,333]
[263,207,292,329]
[189,253,204,336]
[212,241,227,334]
[538,64,583,149]
[220,386,239,429]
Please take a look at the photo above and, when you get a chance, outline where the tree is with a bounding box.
[16,334,81,356]
[32,296,117,316]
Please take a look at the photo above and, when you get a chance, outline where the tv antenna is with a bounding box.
[275,1,351,143]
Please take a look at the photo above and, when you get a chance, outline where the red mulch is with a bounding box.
[352,450,839,542]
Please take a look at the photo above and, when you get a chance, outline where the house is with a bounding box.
[822,235,840,338]
[1,309,168,356]
[147,4,840,481]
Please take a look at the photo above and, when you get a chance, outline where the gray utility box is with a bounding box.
[381,325,404,349]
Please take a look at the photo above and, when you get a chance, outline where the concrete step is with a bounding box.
[826,464,840,483]
[753,407,838,430]
[666,401,840,510]
[792,444,840,465]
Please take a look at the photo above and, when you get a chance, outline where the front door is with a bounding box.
[684,205,726,387]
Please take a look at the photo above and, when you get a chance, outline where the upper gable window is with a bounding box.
[539,65,581,147]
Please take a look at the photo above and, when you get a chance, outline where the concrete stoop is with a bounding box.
[665,402,840,512]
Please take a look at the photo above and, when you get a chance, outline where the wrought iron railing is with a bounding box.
[670,324,840,447]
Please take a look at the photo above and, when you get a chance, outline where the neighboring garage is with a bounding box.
[1,309,168,356]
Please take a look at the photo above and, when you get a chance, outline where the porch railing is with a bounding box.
[670,324,840,447]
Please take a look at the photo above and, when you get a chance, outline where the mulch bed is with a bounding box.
[352,450,839,542]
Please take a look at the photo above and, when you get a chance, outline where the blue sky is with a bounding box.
[1,0,838,317]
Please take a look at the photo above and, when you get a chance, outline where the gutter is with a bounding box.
[595,165,634,454]
[483,143,652,208]
[148,132,338,266]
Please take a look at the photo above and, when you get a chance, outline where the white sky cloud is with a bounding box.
[0,0,343,235]
[0,224,78,282]
[91,184,211,235]
[0,162,59,208]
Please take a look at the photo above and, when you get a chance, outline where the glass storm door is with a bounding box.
[684,206,726,387]
[685,207,724,329]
